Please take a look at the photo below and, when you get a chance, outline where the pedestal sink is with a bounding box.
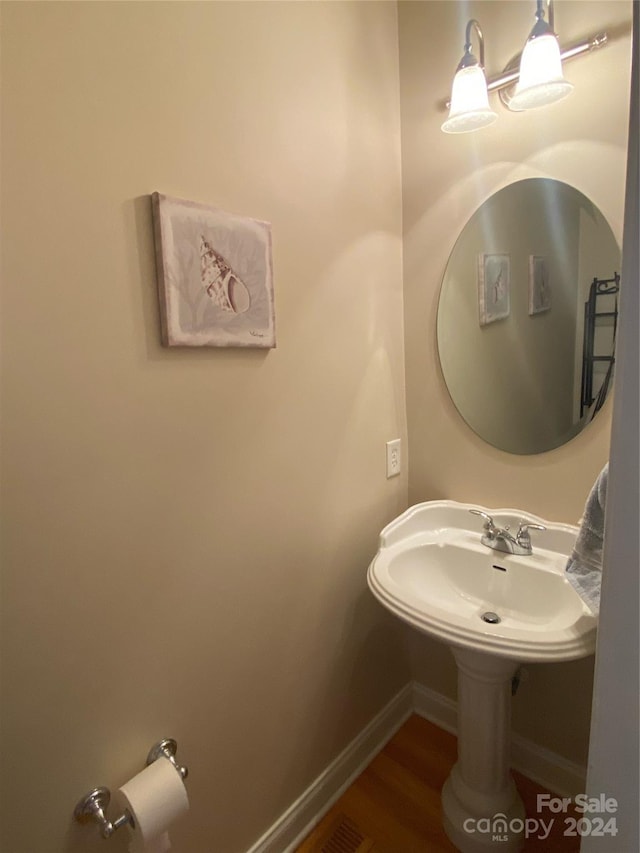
[367,501,597,853]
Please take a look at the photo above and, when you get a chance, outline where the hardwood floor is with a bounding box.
[296,715,580,853]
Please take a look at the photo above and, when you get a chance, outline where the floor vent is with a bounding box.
[320,815,374,853]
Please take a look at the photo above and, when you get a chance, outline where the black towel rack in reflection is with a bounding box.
[580,272,620,419]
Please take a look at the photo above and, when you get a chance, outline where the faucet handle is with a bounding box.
[469,509,497,533]
[516,521,546,545]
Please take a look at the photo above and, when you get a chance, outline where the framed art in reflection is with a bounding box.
[478,253,510,326]
[529,255,551,315]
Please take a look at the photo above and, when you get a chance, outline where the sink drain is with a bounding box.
[481,611,501,624]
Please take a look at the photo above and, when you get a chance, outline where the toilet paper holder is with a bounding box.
[74,738,188,839]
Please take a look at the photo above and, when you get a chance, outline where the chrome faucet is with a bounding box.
[469,509,546,556]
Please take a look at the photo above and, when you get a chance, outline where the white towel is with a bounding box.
[565,463,608,615]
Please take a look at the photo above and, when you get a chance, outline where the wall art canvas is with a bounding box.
[477,253,510,326]
[528,255,551,315]
[151,193,275,347]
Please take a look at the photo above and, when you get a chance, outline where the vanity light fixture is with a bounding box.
[509,0,572,110]
[441,0,608,134]
[441,19,497,134]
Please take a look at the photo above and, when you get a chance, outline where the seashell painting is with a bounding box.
[199,237,251,315]
[151,193,275,347]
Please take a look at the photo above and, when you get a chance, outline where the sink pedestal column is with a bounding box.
[442,647,525,853]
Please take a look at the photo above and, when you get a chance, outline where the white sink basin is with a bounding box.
[368,500,597,662]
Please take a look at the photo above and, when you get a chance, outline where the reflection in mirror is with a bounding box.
[437,179,621,455]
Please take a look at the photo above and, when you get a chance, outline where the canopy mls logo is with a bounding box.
[463,814,554,841]
[464,795,620,842]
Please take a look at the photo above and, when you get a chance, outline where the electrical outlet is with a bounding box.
[386,439,401,478]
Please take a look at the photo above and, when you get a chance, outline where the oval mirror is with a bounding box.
[437,178,621,455]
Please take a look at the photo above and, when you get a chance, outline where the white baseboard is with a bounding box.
[246,680,587,852]
[510,734,586,798]
[411,680,458,734]
[246,684,413,853]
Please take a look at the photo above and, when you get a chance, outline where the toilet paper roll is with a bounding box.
[115,758,189,853]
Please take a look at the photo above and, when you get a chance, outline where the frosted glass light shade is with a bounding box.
[509,33,573,110]
[441,65,497,134]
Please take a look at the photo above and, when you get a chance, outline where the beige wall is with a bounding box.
[399,0,632,765]
[0,3,409,852]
